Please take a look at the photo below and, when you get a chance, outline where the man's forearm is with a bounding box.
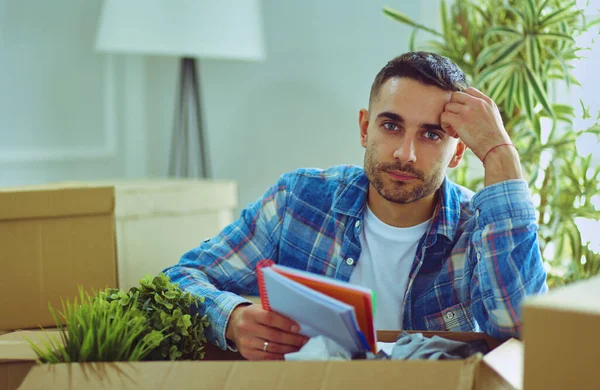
[469,180,548,339]
[483,144,524,186]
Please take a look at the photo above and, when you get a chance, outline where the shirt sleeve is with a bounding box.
[468,179,548,340]
[162,173,291,349]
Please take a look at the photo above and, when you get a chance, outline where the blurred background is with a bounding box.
[0,0,598,286]
[0,0,433,212]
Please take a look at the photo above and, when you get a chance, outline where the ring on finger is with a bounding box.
[263,341,269,352]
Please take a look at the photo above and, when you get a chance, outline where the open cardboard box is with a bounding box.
[522,275,600,390]
[1,329,522,390]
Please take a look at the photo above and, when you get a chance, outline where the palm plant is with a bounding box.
[384,0,600,286]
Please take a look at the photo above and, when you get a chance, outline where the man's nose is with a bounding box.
[392,135,417,163]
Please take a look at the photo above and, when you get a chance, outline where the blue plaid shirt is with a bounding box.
[164,165,548,349]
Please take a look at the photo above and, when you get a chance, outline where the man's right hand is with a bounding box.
[225,304,309,360]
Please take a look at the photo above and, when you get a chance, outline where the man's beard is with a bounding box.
[364,146,443,204]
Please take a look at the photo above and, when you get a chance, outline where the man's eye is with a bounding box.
[383,122,399,131]
[424,131,441,140]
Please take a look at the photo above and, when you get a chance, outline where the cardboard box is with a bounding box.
[0,330,60,390]
[1,330,522,390]
[522,276,600,390]
[0,184,118,330]
[107,179,237,290]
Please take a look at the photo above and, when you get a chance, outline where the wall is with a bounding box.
[0,0,153,184]
[1,0,596,217]
[145,0,433,214]
[0,0,431,215]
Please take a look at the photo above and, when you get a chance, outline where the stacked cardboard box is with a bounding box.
[0,179,238,331]
[0,184,118,331]
[108,179,237,290]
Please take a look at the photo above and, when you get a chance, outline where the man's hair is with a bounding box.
[369,51,468,106]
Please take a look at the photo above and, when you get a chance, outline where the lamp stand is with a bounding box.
[168,57,209,178]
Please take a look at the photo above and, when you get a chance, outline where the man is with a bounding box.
[163,51,548,361]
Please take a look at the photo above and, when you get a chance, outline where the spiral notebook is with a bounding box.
[257,259,376,354]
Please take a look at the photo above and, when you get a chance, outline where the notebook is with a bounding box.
[256,259,376,354]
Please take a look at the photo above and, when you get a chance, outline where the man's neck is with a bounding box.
[366,185,438,228]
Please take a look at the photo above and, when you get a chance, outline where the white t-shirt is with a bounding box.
[349,205,429,330]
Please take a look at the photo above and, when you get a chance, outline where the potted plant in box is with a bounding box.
[29,274,210,362]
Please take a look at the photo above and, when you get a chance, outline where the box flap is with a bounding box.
[19,358,479,390]
[480,339,523,390]
[89,179,237,218]
[0,331,62,362]
[523,275,600,315]
[0,184,114,221]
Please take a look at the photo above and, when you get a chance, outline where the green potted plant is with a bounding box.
[29,274,210,362]
[383,0,600,287]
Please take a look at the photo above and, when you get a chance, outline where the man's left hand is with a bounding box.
[440,87,511,162]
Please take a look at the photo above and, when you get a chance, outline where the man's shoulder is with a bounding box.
[442,178,476,217]
[282,165,364,187]
[447,180,475,202]
[279,165,366,206]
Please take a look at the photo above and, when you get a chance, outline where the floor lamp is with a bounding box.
[95,0,265,178]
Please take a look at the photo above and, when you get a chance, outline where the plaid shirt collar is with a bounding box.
[331,170,464,245]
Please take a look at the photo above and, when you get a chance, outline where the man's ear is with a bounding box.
[448,140,467,168]
[359,108,369,148]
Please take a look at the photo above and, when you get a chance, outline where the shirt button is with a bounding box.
[476,209,481,218]
[346,258,355,266]
[476,252,481,260]
[355,220,361,228]
[445,311,455,320]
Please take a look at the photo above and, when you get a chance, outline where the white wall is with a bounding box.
[0,0,153,184]
[0,0,432,215]
[145,0,434,214]
[2,0,595,217]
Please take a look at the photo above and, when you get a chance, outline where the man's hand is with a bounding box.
[225,304,309,360]
[440,87,510,160]
[441,87,523,186]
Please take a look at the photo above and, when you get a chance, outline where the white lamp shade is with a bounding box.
[95,0,266,61]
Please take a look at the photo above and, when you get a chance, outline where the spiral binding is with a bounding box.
[256,259,275,311]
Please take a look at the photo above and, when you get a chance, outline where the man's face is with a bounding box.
[360,77,464,205]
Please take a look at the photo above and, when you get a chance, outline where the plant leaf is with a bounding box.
[579,99,592,119]
[490,38,526,66]
[540,2,579,28]
[382,7,443,37]
[536,32,576,43]
[523,65,555,118]
[488,68,513,103]
[409,28,418,52]
[484,27,522,41]
[475,61,515,86]
[505,72,520,117]
[524,0,537,28]
[520,69,535,123]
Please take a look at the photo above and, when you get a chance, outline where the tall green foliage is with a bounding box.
[384,0,600,286]
[28,288,165,363]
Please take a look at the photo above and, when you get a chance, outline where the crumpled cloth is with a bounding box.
[283,332,489,361]
[389,331,489,360]
[284,336,352,361]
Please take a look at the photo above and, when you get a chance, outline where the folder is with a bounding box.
[257,259,376,354]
